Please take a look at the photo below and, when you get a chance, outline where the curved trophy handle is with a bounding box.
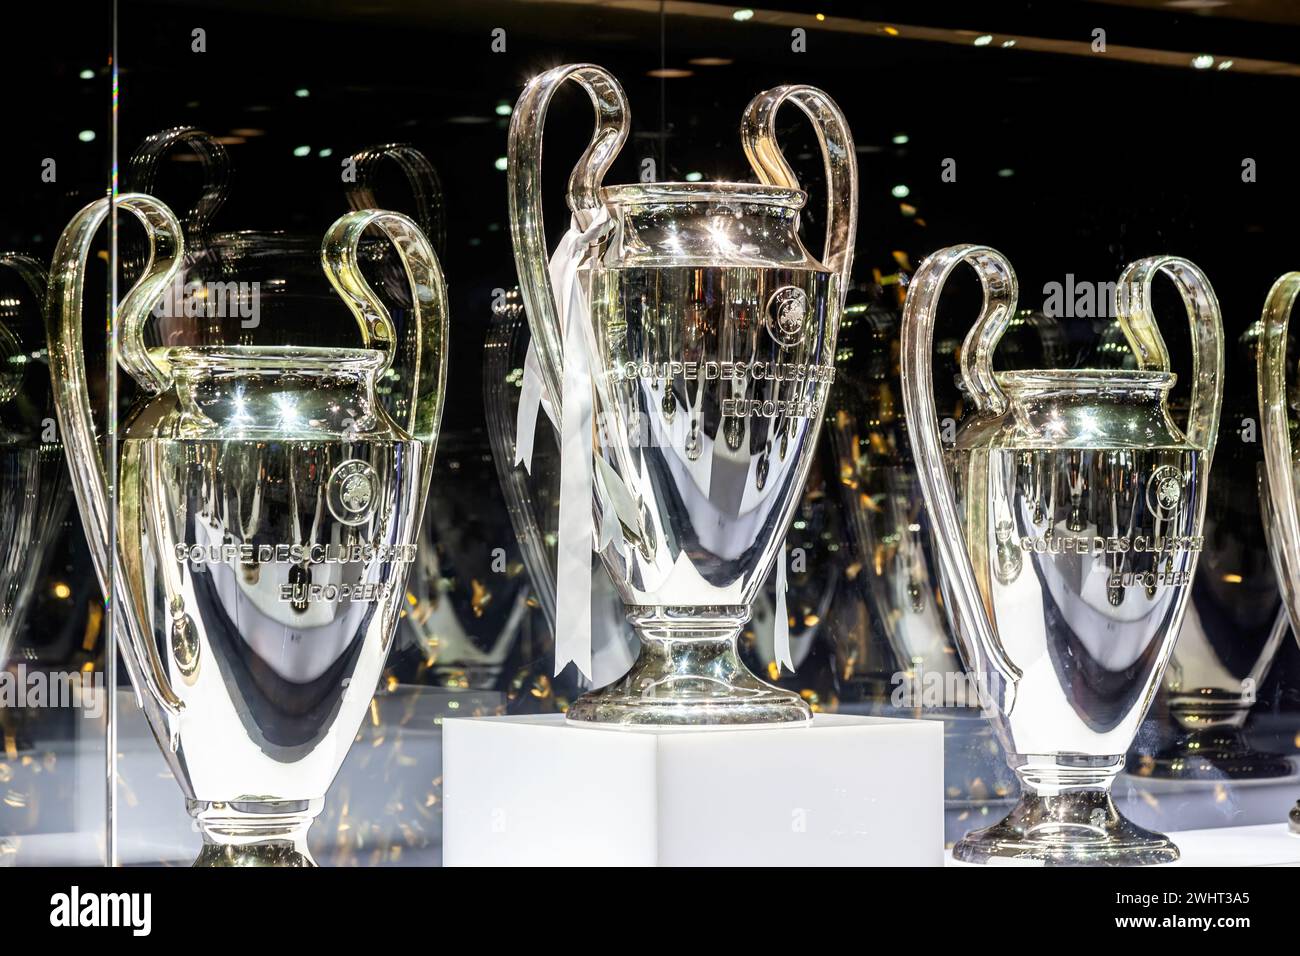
[1259,273,1300,645]
[900,244,1023,691]
[1115,256,1224,457]
[321,209,448,458]
[345,143,446,257]
[741,85,858,298]
[507,63,629,427]
[127,127,230,247]
[46,193,186,715]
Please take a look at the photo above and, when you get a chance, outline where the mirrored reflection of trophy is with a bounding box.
[743,465,841,704]
[1109,320,1289,781]
[127,127,443,355]
[1255,272,1300,830]
[830,304,960,699]
[47,194,447,866]
[903,244,1223,865]
[508,64,856,724]
[0,254,69,670]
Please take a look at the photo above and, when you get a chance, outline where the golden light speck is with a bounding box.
[470,579,491,617]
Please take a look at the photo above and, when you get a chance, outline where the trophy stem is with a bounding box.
[952,756,1179,866]
[565,606,812,726]
[189,798,320,867]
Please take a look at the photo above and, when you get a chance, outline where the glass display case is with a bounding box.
[6,0,1300,870]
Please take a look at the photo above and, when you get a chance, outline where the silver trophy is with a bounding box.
[902,244,1223,864]
[47,193,447,865]
[1256,272,1300,830]
[508,63,856,724]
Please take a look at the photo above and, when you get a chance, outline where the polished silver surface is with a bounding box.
[902,244,1223,864]
[508,64,857,724]
[47,193,447,865]
[1257,271,1300,832]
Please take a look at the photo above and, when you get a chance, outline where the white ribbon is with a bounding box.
[514,213,612,681]
[513,341,547,473]
[774,540,794,673]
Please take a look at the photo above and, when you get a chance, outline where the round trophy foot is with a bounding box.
[952,791,1179,866]
[193,842,317,867]
[567,683,811,726]
[565,624,812,726]
[1134,726,1293,781]
[1288,802,1300,835]
[1138,742,1293,782]
[188,798,320,867]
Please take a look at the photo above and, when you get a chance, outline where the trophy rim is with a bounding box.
[162,343,385,374]
[997,367,1176,392]
[601,181,807,209]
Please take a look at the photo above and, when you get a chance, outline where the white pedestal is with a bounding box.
[443,713,943,866]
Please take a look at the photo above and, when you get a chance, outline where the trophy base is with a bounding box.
[1135,726,1293,781]
[953,790,1179,866]
[1289,802,1300,835]
[188,798,320,867]
[567,607,812,726]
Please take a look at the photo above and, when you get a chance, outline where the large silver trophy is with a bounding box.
[1256,271,1300,831]
[902,245,1222,865]
[47,194,447,865]
[508,64,856,724]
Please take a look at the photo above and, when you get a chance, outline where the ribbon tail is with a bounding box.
[774,542,794,673]
[550,222,601,682]
[514,337,545,474]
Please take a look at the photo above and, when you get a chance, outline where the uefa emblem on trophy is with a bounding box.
[902,244,1223,864]
[508,64,857,723]
[47,194,448,865]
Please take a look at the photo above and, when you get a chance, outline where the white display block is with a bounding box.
[443,713,943,866]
